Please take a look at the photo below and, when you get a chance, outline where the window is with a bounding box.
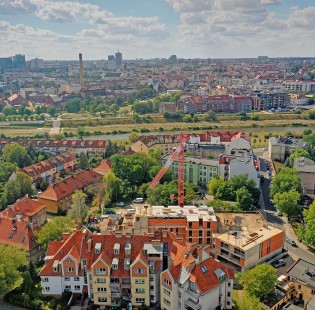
[67,260,72,263]
[44,287,50,292]
[164,298,171,306]
[207,238,211,244]
[176,228,179,233]
[150,285,154,290]
[228,282,231,287]
[98,297,107,302]
[136,298,145,303]
[207,222,210,228]
[227,301,231,306]
[164,278,171,286]
[298,285,301,289]
[189,222,192,229]
[135,269,144,274]
[98,287,107,292]
[65,277,70,281]
[207,231,211,236]
[74,285,80,291]
[136,288,145,294]
[96,268,106,275]
[227,292,231,297]
[66,268,74,272]
[42,277,49,282]
[189,238,192,243]
[74,277,80,281]
[65,285,71,290]
[97,278,106,283]
[163,288,171,296]
[189,231,192,237]
[135,279,145,284]
[199,238,202,244]
[53,267,58,273]
[112,264,118,270]
[199,230,202,237]
[150,295,155,300]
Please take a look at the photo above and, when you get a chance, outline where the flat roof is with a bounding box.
[287,258,315,288]
[216,225,283,251]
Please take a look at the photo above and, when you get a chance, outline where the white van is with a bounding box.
[133,198,144,203]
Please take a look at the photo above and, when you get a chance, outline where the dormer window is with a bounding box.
[53,260,59,273]
[95,243,102,254]
[125,243,131,255]
[124,258,131,270]
[114,243,120,255]
[112,258,119,270]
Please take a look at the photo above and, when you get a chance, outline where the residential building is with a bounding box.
[268,136,309,162]
[7,93,29,108]
[0,139,107,157]
[283,80,315,93]
[37,169,102,213]
[39,228,167,307]
[14,151,77,186]
[162,155,219,186]
[160,240,234,310]
[290,93,309,106]
[94,159,112,176]
[0,196,47,261]
[250,90,290,110]
[159,102,176,114]
[293,157,315,195]
[215,214,284,271]
[286,259,315,303]
[134,205,218,247]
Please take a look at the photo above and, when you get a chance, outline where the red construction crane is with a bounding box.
[149,133,189,207]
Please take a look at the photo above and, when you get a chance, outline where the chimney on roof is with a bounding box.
[197,246,203,263]
[79,53,84,89]
[62,233,70,242]
[87,237,92,253]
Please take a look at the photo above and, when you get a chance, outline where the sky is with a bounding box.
[0,0,315,60]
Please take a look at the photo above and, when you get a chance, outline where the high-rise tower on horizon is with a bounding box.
[115,50,122,67]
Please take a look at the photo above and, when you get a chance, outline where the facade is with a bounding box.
[0,196,47,261]
[15,151,77,186]
[268,136,309,162]
[293,157,315,195]
[7,93,28,108]
[290,93,309,106]
[38,169,102,213]
[251,91,290,110]
[160,240,234,310]
[159,102,176,114]
[162,155,219,186]
[0,139,107,157]
[134,205,218,247]
[283,80,315,93]
[115,51,122,67]
[215,224,284,271]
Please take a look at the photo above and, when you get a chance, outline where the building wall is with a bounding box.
[160,271,174,310]
[299,171,315,194]
[131,141,149,154]
[269,143,286,162]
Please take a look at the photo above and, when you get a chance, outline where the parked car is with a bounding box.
[272,259,286,268]
[105,209,116,215]
[133,197,144,203]
[116,202,125,207]
[286,238,297,247]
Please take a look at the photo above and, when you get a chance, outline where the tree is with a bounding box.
[47,106,57,117]
[240,263,277,300]
[65,98,81,113]
[203,110,218,122]
[289,148,311,167]
[76,126,85,140]
[2,142,32,168]
[273,189,301,219]
[148,147,162,164]
[0,245,27,294]
[78,153,89,169]
[208,176,224,196]
[236,187,253,211]
[234,291,262,310]
[68,190,88,228]
[239,111,249,121]
[103,172,123,207]
[1,172,34,208]
[182,114,193,122]
[0,161,16,182]
[128,131,141,143]
[270,167,302,198]
[34,217,75,248]
[299,201,315,246]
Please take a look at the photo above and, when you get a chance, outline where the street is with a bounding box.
[258,158,315,264]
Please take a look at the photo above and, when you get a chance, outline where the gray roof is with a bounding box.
[287,259,315,288]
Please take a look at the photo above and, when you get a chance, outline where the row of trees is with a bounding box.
[270,167,302,219]
[299,201,315,247]
[209,174,260,211]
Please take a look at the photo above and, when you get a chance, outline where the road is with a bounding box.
[259,158,315,264]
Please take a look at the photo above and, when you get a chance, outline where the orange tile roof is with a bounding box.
[38,169,102,201]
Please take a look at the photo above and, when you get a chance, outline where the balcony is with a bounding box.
[110,291,121,298]
[110,282,120,288]
[185,298,201,310]
[185,289,199,302]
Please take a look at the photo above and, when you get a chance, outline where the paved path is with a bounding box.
[0,300,26,310]
[49,117,61,135]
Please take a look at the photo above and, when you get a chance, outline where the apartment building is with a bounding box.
[37,169,102,213]
[215,221,284,271]
[0,196,47,261]
[293,157,315,195]
[268,136,309,162]
[163,155,219,186]
[14,151,77,186]
[0,139,107,157]
[251,91,290,110]
[283,80,315,93]
[160,240,234,310]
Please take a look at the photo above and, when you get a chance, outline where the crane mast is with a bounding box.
[148,133,188,206]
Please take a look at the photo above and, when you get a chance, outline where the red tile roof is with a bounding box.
[38,169,102,201]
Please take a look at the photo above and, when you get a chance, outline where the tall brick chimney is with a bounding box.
[79,53,84,89]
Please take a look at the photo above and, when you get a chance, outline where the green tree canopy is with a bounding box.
[273,189,301,219]
[300,201,315,246]
[208,176,224,196]
[78,152,89,170]
[203,110,218,122]
[236,187,253,211]
[289,148,311,167]
[103,171,123,206]
[34,216,76,248]
[68,190,89,227]
[65,98,81,113]
[240,263,277,300]
[2,142,32,168]
[0,245,27,294]
[0,161,16,183]
[270,167,302,198]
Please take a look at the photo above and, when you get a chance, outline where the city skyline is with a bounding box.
[0,0,315,60]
